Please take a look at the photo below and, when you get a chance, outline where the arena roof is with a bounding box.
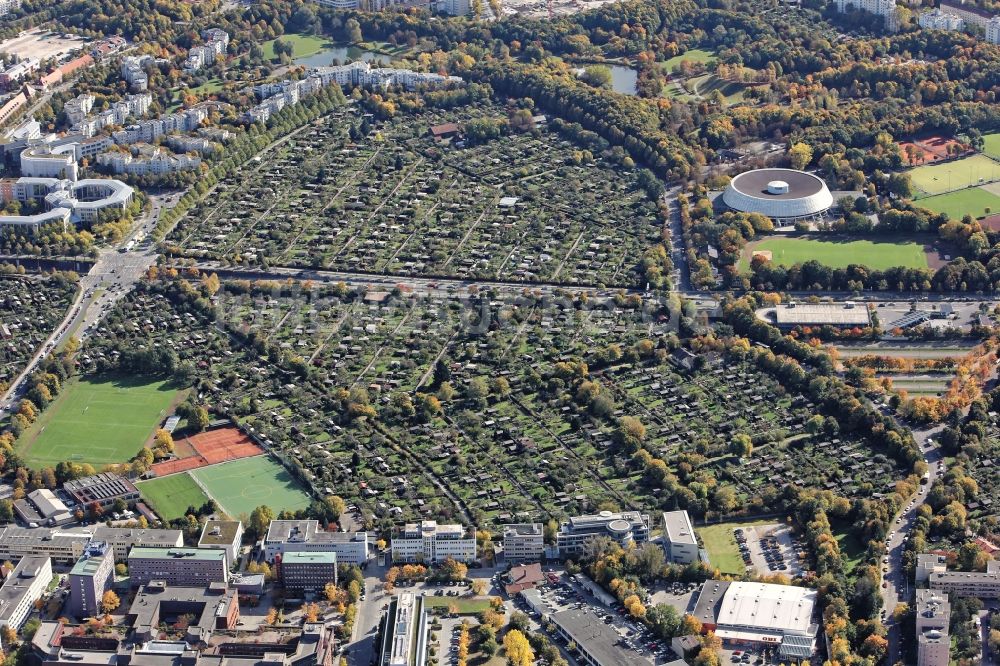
[716,582,816,633]
[722,168,833,220]
[729,169,825,199]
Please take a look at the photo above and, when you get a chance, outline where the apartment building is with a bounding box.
[183,29,229,71]
[662,510,699,564]
[74,93,151,137]
[556,511,650,557]
[928,559,1000,598]
[391,521,477,564]
[92,527,184,563]
[916,553,947,584]
[120,55,152,91]
[0,59,38,90]
[916,589,950,666]
[64,94,94,126]
[67,541,113,619]
[835,0,899,30]
[502,523,545,562]
[278,551,338,593]
[127,547,229,587]
[97,145,201,175]
[988,16,1000,44]
[0,556,52,632]
[918,8,965,30]
[0,0,21,16]
[263,519,369,564]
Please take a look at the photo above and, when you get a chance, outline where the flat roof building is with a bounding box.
[557,511,650,557]
[377,592,429,666]
[126,581,239,643]
[916,553,948,584]
[763,303,872,329]
[550,607,638,666]
[391,521,476,564]
[278,551,338,593]
[693,581,818,660]
[91,526,184,562]
[0,555,52,632]
[263,519,369,564]
[662,510,698,564]
[67,541,113,619]
[0,525,92,564]
[127,547,228,588]
[502,523,544,562]
[198,520,243,568]
[64,473,139,511]
[929,562,1000,599]
[916,589,950,666]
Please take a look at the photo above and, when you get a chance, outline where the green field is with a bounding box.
[985,133,1000,160]
[660,48,717,71]
[697,520,774,574]
[916,186,1000,220]
[908,154,1000,195]
[190,456,311,517]
[190,78,224,95]
[740,237,929,271]
[17,375,181,468]
[138,473,210,522]
[263,33,334,60]
[423,597,492,614]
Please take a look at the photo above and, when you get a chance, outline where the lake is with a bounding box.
[295,45,391,68]
[574,64,639,96]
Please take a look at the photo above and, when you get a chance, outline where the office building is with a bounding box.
[20,145,78,181]
[263,519,369,564]
[0,525,92,563]
[13,488,74,527]
[126,581,238,642]
[90,527,184,563]
[929,560,1000,598]
[127,547,228,587]
[502,523,544,562]
[377,592,428,666]
[198,520,243,568]
[390,521,476,564]
[692,581,818,660]
[556,511,650,557]
[916,589,950,666]
[64,473,140,512]
[67,541,113,619]
[278,551,338,593]
[662,510,699,564]
[0,556,52,631]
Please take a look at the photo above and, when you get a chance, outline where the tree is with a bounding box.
[503,629,534,666]
[471,579,487,595]
[345,18,363,43]
[348,579,362,603]
[101,590,120,614]
[153,429,174,454]
[326,495,346,520]
[788,142,813,170]
[729,433,753,458]
[248,505,275,537]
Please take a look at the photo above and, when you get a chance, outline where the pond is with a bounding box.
[573,64,639,96]
[295,45,392,68]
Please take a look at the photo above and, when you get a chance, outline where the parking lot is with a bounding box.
[734,523,805,576]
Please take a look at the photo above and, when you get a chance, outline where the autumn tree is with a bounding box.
[503,629,534,666]
[101,590,120,614]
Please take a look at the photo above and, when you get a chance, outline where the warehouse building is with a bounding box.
[759,302,872,330]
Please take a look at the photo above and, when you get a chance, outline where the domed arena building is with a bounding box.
[721,168,833,223]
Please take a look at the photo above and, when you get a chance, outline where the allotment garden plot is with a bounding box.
[0,276,75,390]
[170,103,661,287]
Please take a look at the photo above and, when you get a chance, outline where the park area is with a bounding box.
[739,236,930,271]
[138,473,210,522]
[16,375,181,468]
[190,456,312,518]
[908,154,1000,195]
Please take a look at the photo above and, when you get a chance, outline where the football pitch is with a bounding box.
[138,474,210,522]
[916,186,1000,220]
[909,154,1000,195]
[740,237,929,271]
[985,133,1000,161]
[17,375,181,468]
[190,456,312,518]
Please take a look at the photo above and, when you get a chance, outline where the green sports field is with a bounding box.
[909,154,1000,195]
[138,474,210,522]
[740,237,929,271]
[17,375,181,468]
[916,186,1000,220]
[190,456,311,517]
[984,133,1000,161]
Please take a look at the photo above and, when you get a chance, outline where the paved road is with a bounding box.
[883,422,945,665]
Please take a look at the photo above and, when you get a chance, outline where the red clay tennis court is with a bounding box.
[148,427,264,476]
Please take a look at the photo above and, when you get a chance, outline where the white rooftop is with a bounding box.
[717,582,816,633]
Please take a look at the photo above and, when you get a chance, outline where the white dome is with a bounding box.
[723,168,833,221]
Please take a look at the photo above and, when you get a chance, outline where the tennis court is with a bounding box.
[190,456,311,517]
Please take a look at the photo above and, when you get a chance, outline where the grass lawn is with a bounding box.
[908,154,1000,195]
[698,519,775,574]
[833,526,866,572]
[423,597,492,615]
[660,48,716,71]
[138,473,210,522]
[17,374,182,468]
[688,74,745,103]
[984,133,1000,161]
[263,33,333,60]
[190,78,224,96]
[190,455,311,518]
[739,236,929,271]
[916,186,1000,220]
